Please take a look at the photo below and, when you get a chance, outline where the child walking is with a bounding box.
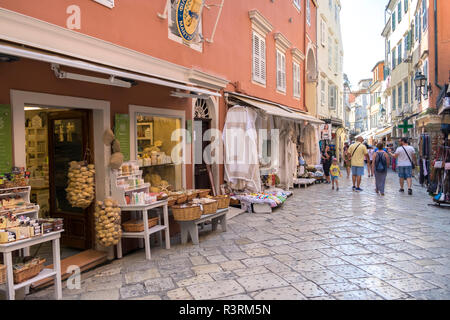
[330,158,342,191]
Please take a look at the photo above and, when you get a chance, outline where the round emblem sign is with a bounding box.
[176,0,203,42]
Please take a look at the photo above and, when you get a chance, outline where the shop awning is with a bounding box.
[225,92,324,124]
[357,128,377,140]
[374,126,393,139]
[0,42,221,97]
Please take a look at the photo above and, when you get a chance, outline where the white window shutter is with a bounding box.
[253,33,260,81]
[277,51,281,90]
[260,37,266,84]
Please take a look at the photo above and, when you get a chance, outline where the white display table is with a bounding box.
[0,230,63,300]
[116,200,170,260]
[177,208,228,245]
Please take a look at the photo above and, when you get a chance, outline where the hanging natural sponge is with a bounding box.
[110,152,124,169]
[112,139,121,153]
[103,129,115,146]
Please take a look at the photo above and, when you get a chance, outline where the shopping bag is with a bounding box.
[434,193,442,201]
[434,161,443,169]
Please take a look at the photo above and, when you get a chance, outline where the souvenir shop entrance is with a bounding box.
[25,108,94,250]
[10,90,111,281]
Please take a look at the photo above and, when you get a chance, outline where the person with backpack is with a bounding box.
[390,137,417,195]
[348,136,369,192]
[372,142,390,196]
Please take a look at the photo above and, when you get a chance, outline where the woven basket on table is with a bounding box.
[122,217,159,232]
[167,196,177,207]
[176,194,188,204]
[197,189,211,198]
[212,195,230,209]
[185,190,199,201]
[172,204,202,221]
[13,259,46,284]
[0,264,5,285]
[201,199,218,215]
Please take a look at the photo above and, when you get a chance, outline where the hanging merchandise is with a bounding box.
[66,161,95,209]
[94,198,121,247]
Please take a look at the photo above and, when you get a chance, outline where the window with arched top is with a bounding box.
[194,99,210,119]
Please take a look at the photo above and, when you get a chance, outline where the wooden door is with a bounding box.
[48,110,94,250]
[194,119,212,189]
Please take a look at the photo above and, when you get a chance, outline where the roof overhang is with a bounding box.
[225,92,324,125]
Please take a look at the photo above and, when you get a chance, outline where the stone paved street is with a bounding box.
[27,170,450,300]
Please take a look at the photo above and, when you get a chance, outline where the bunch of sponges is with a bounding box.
[103,129,124,170]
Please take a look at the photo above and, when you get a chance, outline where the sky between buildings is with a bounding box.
[341,0,387,88]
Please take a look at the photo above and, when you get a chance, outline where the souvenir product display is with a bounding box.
[0,185,54,244]
[0,168,30,189]
[111,161,151,206]
[94,198,121,247]
[234,190,292,208]
[66,161,95,209]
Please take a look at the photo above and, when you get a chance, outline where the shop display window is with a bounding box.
[135,114,183,192]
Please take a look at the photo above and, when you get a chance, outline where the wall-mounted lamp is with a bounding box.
[414,71,432,99]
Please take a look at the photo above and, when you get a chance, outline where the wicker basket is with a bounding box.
[185,190,199,201]
[197,189,211,198]
[230,197,240,206]
[122,217,159,232]
[176,194,188,204]
[167,196,177,207]
[13,258,46,284]
[0,264,5,285]
[172,204,202,221]
[212,195,230,209]
[201,199,218,215]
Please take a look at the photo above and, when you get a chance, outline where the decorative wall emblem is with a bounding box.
[176,0,203,42]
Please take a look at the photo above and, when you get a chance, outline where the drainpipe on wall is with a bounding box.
[434,0,443,90]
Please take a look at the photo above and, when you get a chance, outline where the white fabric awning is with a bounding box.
[0,42,221,97]
[226,92,324,124]
[374,126,393,139]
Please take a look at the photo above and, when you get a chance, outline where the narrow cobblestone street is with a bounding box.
[27,170,450,300]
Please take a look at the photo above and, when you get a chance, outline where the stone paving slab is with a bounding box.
[186,280,245,300]
[236,273,288,292]
[253,286,307,300]
[291,281,329,298]
[387,278,437,293]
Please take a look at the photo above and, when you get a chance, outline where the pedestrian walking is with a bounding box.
[372,142,390,196]
[321,145,333,184]
[348,136,369,192]
[367,145,375,177]
[390,137,417,195]
[330,158,342,191]
[343,142,351,178]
